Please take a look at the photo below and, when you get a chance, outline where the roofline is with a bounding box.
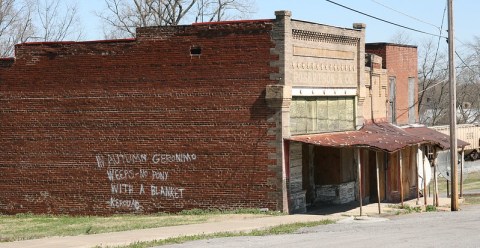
[292,19,361,32]
[192,19,274,26]
[366,42,417,49]
[17,38,136,47]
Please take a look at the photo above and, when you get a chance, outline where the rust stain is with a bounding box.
[288,123,469,153]
[402,125,469,150]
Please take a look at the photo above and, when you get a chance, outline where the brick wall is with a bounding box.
[0,21,281,215]
[363,54,388,123]
[0,58,14,68]
[366,43,418,125]
[385,45,418,125]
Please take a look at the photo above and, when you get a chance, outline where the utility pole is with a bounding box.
[448,0,459,211]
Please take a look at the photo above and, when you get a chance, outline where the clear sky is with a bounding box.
[76,0,477,47]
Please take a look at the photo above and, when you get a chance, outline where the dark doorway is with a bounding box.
[369,150,379,203]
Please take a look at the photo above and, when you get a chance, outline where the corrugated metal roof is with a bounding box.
[402,125,469,150]
[287,122,468,153]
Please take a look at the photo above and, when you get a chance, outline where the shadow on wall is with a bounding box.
[249,90,270,121]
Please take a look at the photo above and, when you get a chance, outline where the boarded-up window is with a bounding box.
[313,146,342,185]
[290,96,355,134]
[389,77,396,124]
[408,77,416,124]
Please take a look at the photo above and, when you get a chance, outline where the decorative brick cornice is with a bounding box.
[292,29,359,46]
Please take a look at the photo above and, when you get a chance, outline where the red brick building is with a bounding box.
[0,20,282,214]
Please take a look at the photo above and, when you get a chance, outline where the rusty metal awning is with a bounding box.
[401,125,469,150]
[287,122,468,153]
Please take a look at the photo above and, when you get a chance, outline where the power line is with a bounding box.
[325,0,447,39]
[420,64,480,74]
[424,3,447,82]
[370,0,442,31]
[418,60,479,95]
[327,0,475,51]
[418,79,448,94]
[455,51,478,74]
[325,0,478,84]
[326,0,477,75]
[454,37,468,47]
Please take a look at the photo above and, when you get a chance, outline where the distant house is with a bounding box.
[0,11,462,215]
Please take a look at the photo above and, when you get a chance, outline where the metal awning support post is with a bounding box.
[460,147,464,198]
[422,146,428,206]
[447,179,450,198]
[376,151,381,214]
[415,145,420,205]
[433,147,439,207]
[356,148,363,216]
[399,150,404,207]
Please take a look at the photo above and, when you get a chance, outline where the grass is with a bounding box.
[402,205,422,214]
[461,171,480,191]
[425,205,437,212]
[435,171,480,196]
[442,170,480,205]
[387,203,438,215]
[103,220,336,248]
[0,208,282,242]
[463,195,480,205]
[389,204,422,215]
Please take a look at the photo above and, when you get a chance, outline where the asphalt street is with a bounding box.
[159,205,480,248]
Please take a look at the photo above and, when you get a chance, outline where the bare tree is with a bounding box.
[33,0,82,42]
[417,36,480,126]
[455,42,480,124]
[417,38,449,126]
[0,0,82,57]
[0,0,34,57]
[456,83,480,124]
[388,32,451,126]
[98,0,255,38]
[194,0,254,23]
[389,30,415,46]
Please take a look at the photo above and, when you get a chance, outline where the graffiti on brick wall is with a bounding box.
[95,153,196,211]
[96,153,197,168]
[24,191,51,203]
[108,198,141,211]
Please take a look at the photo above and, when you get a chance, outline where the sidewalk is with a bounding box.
[0,197,457,248]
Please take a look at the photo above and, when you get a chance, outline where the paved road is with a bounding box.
[160,205,480,248]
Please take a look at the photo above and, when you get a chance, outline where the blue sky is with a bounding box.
[76,0,477,47]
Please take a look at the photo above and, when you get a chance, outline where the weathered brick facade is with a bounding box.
[362,54,388,123]
[366,43,419,125]
[0,21,281,215]
[1,11,420,215]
